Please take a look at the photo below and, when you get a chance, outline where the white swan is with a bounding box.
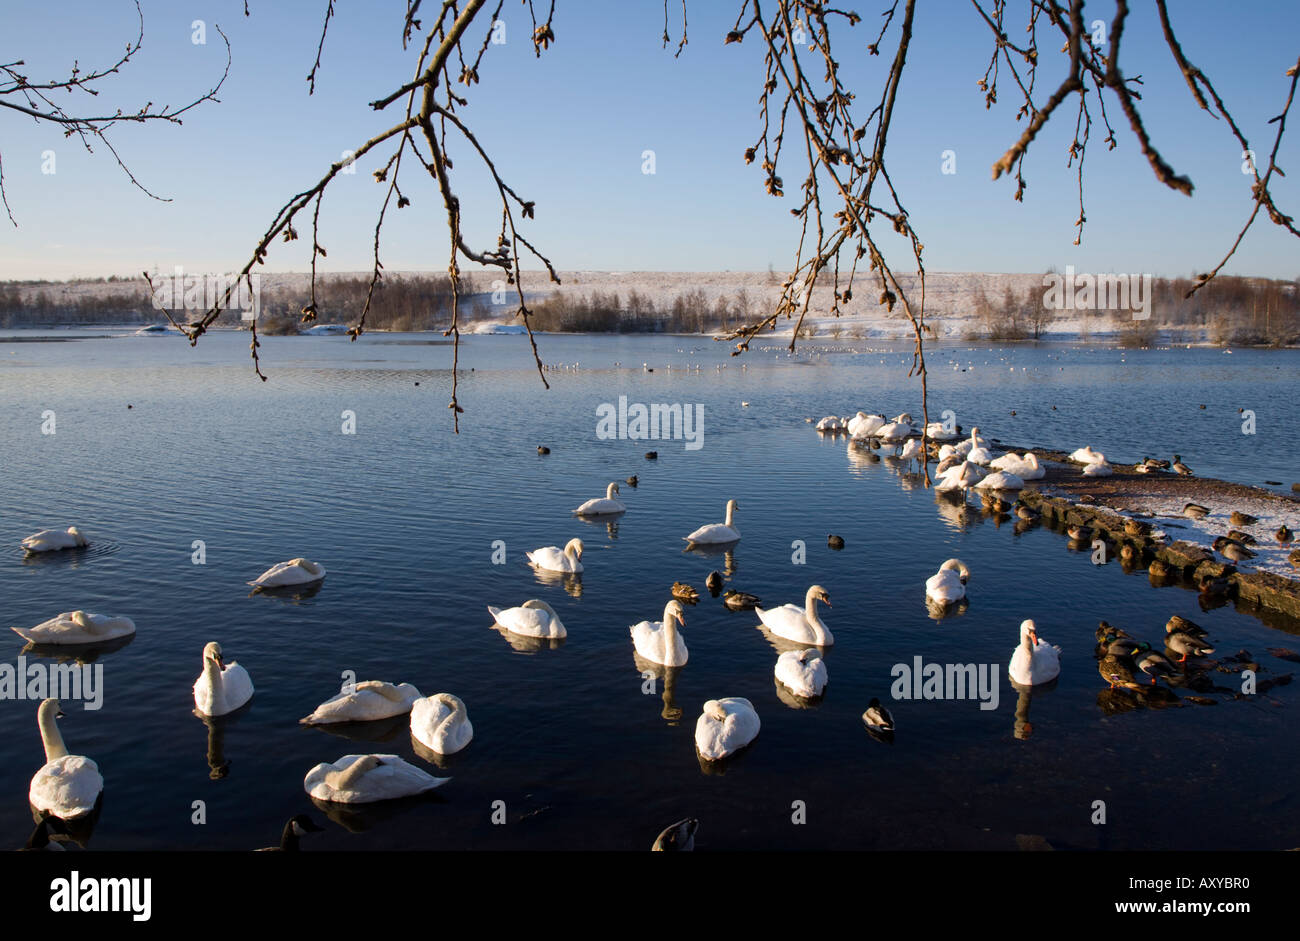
[301,681,421,725]
[13,610,135,645]
[967,444,997,466]
[526,538,583,573]
[924,421,961,441]
[898,438,924,467]
[1082,460,1113,477]
[28,699,102,820]
[974,470,1025,491]
[774,648,827,699]
[248,557,326,588]
[487,599,566,638]
[848,413,885,437]
[629,600,689,667]
[815,416,845,432]
[1008,619,1061,686]
[573,482,626,516]
[1068,445,1105,465]
[21,527,88,553]
[694,697,760,760]
[756,584,834,646]
[192,642,254,717]
[990,451,1045,479]
[925,559,970,604]
[953,427,990,456]
[304,754,449,804]
[684,499,739,544]
[410,693,473,755]
[876,419,913,443]
[934,460,986,493]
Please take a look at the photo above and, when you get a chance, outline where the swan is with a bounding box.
[1082,460,1113,477]
[629,600,689,667]
[898,438,924,467]
[301,680,421,725]
[526,538,583,573]
[21,527,88,553]
[303,754,449,804]
[684,499,739,544]
[255,815,324,851]
[925,559,970,604]
[953,427,990,457]
[974,470,1024,491]
[848,413,885,437]
[989,451,1045,479]
[934,460,985,493]
[756,584,833,646]
[488,599,566,638]
[815,416,845,432]
[192,642,254,717]
[1008,619,1061,686]
[774,648,827,699]
[410,693,473,755]
[573,482,626,516]
[29,699,102,820]
[694,697,760,760]
[875,419,913,443]
[12,610,135,645]
[1068,445,1105,465]
[248,557,326,588]
[924,421,961,441]
[966,444,997,466]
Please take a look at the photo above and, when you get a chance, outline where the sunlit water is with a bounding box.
[1,329,1297,850]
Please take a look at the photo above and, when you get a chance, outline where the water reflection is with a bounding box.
[302,713,413,744]
[29,794,101,849]
[18,633,135,662]
[529,566,583,598]
[310,791,447,834]
[633,658,684,722]
[490,623,566,653]
[248,581,325,602]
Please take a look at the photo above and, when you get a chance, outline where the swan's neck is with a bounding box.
[1022,636,1035,659]
[328,758,377,791]
[662,607,680,649]
[803,592,829,643]
[202,656,223,689]
[606,483,617,499]
[724,504,735,527]
[38,709,68,762]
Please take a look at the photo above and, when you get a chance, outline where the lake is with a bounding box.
[1,328,1298,850]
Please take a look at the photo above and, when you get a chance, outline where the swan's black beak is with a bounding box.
[55,710,66,719]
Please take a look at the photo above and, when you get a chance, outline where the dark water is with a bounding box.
[1,329,1297,850]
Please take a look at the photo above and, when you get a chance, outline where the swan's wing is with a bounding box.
[756,604,805,633]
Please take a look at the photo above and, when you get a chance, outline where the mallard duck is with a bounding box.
[827,534,845,550]
[1134,648,1178,683]
[651,817,699,851]
[1119,543,1138,561]
[1144,457,1171,470]
[1166,614,1208,638]
[645,451,658,460]
[1098,652,1144,690]
[537,445,550,455]
[625,475,638,487]
[1172,455,1193,476]
[1096,621,1133,643]
[705,571,723,595]
[1229,510,1258,527]
[671,582,700,604]
[1015,503,1041,521]
[1124,519,1151,537]
[1100,633,1143,657]
[1166,630,1215,663]
[1278,524,1294,545]
[1067,524,1093,541]
[1148,559,1171,578]
[1212,537,1255,562]
[722,589,761,611]
[1183,503,1210,520]
[1199,573,1232,597]
[1226,529,1257,545]
[862,697,895,731]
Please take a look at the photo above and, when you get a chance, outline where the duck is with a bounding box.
[1015,502,1041,521]
[1096,621,1133,643]
[722,590,761,611]
[862,697,895,731]
[1198,572,1232,597]
[488,599,566,639]
[989,451,1045,479]
[827,534,845,550]
[1229,510,1258,527]
[1134,648,1178,684]
[1141,456,1170,471]
[301,681,421,725]
[1278,524,1294,545]
[925,559,970,605]
[525,538,583,573]
[28,699,103,820]
[573,482,626,516]
[625,475,638,487]
[705,571,723,595]
[1166,614,1208,638]
[21,527,88,553]
[255,815,325,851]
[12,610,135,645]
[975,470,1025,491]
[756,585,834,646]
[1082,460,1113,477]
[1068,446,1105,465]
[1067,524,1094,541]
[193,642,254,717]
[1227,529,1257,545]
[537,445,550,455]
[651,817,699,851]
[1172,455,1193,476]
[1098,652,1144,690]
[410,693,473,755]
[1183,502,1210,519]
[1008,619,1061,686]
[671,582,700,604]
[1124,518,1151,537]
[1213,537,1256,562]
[684,499,740,544]
[694,698,760,760]
[630,600,689,667]
[248,558,326,588]
[303,754,449,804]
[774,648,827,699]
[1166,630,1215,663]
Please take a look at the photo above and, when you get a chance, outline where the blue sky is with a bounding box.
[1,0,1297,280]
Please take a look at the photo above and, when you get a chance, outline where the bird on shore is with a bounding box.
[1226,529,1257,545]
[1134,648,1178,684]
[1015,502,1041,522]
[1230,511,1258,527]
[1183,503,1210,520]
[1166,614,1208,638]
[1213,536,1256,562]
[1172,455,1193,476]
[1067,524,1093,542]
[1166,629,1215,663]
[1278,524,1294,545]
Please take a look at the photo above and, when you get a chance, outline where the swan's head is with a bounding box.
[941,559,970,582]
[37,698,64,722]
[606,482,620,498]
[564,538,584,559]
[69,610,93,627]
[704,700,727,721]
[67,526,87,546]
[809,585,831,607]
[726,499,738,513]
[202,641,225,670]
[346,755,384,775]
[664,599,687,626]
[1020,619,1038,646]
